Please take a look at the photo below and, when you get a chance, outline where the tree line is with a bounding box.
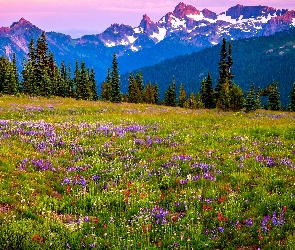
[0,33,295,111]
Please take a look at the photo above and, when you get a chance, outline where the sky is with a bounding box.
[1,0,295,37]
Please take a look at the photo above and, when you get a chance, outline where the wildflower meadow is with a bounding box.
[0,95,295,249]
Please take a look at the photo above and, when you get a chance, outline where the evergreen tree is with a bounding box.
[227,42,234,87]
[0,56,7,93]
[164,77,176,106]
[4,62,19,95]
[268,81,281,110]
[22,60,37,95]
[101,68,112,101]
[154,83,159,105]
[143,82,155,104]
[216,38,228,97]
[178,84,187,108]
[244,84,256,112]
[229,83,244,111]
[12,53,20,93]
[195,92,204,109]
[110,53,122,103]
[216,80,231,110]
[200,72,215,109]
[74,60,82,99]
[89,68,98,101]
[60,61,68,97]
[255,86,261,110]
[128,72,141,103]
[187,92,197,109]
[288,82,295,112]
[135,71,144,102]
[80,61,92,100]
[36,32,49,95]
[41,68,52,97]
[68,63,75,98]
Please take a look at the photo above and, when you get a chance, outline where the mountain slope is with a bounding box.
[121,28,295,107]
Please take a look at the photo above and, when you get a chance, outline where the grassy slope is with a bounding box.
[0,95,295,249]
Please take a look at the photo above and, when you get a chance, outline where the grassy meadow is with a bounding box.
[0,95,295,249]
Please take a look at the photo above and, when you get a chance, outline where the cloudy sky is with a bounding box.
[1,0,295,36]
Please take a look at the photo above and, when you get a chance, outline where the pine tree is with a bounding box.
[164,77,177,107]
[89,68,98,101]
[4,62,19,95]
[229,83,244,111]
[268,81,281,110]
[187,92,197,109]
[288,82,295,112]
[80,61,92,100]
[0,56,7,93]
[255,86,261,110]
[12,53,20,93]
[128,72,141,103]
[36,32,49,95]
[74,60,82,100]
[244,84,256,112]
[227,42,234,87]
[22,60,37,95]
[216,80,231,110]
[143,82,155,104]
[101,68,112,101]
[201,72,215,109]
[60,61,68,97]
[135,71,144,102]
[154,83,159,105]
[68,63,75,98]
[216,38,228,97]
[110,53,122,103]
[195,92,204,109]
[178,84,187,108]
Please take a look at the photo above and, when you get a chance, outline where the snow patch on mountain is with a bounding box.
[150,27,167,42]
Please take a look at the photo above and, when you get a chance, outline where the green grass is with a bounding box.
[0,95,295,249]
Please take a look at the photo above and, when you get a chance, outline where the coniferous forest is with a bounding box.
[1,31,295,112]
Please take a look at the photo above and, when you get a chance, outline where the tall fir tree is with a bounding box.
[227,42,234,87]
[74,60,82,100]
[128,72,141,103]
[154,83,159,105]
[36,32,49,95]
[216,38,228,98]
[164,77,177,106]
[200,72,215,109]
[229,83,244,111]
[0,56,7,93]
[288,82,295,112]
[178,84,187,108]
[135,71,144,102]
[110,53,122,103]
[143,82,155,104]
[244,84,256,112]
[268,81,281,110]
[101,68,112,101]
[255,86,261,110]
[89,68,98,101]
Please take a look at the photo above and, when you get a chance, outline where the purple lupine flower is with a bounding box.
[219,227,225,233]
[272,211,278,226]
[246,218,253,226]
[92,175,101,182]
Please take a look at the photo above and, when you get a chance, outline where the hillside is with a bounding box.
[121,28,295,106]
[1,95,295,249]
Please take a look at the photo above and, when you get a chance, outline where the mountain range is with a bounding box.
[120,28,295,107]
[0,2,295,89]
